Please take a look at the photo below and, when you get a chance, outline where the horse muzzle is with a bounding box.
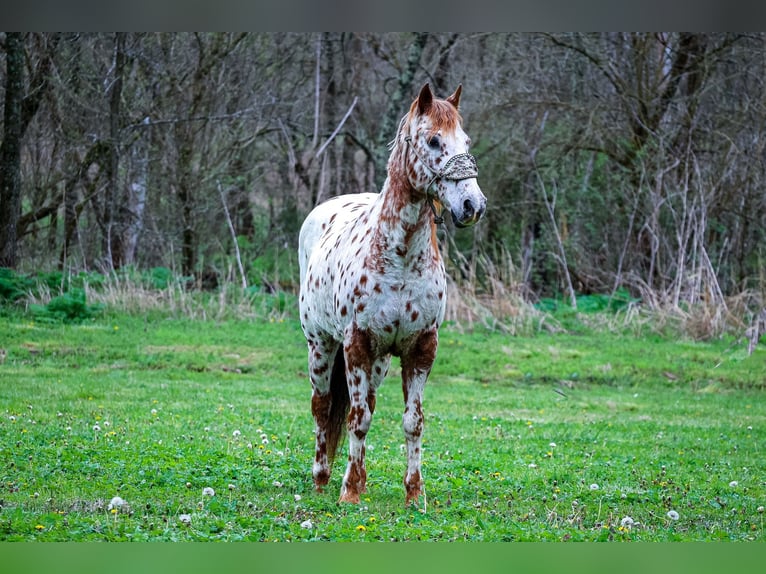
[451,191,486,228]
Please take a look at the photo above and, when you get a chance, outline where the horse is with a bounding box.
[298,83,486,505]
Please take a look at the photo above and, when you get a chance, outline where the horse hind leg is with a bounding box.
[309,343,347,491]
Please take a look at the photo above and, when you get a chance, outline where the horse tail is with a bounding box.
[326,346,349,466]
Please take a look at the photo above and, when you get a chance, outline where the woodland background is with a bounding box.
[1,33,764,334]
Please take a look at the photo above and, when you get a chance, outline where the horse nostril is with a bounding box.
[463,199,475,218]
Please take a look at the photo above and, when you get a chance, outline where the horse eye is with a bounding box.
[427,135,440,149]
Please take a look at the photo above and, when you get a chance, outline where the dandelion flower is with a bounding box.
[729,481,738,488]
[356,525,367,532]
[202,487,215,497]
[590,483,599,491]
[108,496,125,511]
[179,514,192,525]
[667,510,679,521]
[300,519,313,529]
[35,524,45,531]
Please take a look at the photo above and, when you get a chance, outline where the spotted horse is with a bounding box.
[298,83,486,506]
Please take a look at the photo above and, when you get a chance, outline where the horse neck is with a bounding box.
[371,155,439,269]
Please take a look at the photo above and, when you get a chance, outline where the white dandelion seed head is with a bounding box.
[232,429,241,438]
[108,496,125,510]
[228,483,236,491]
[151,409,158,415]
[179,514,192,525]
[272,481,283,488]
[300,519,313,529]
[57,412,63,418]
[261,438,269,445]
[103,421,110,427]
[620,516,634,528]
[204,426,210,432]
[590,483,599,491]
[92,424,101,432]
[9,415,16,422]
[549,442,557,448]
[294,494,302,502]
[528,463,537,469]
[667,510,680,521]
[247,443,253,449]
[757,506,764,513]
[729,480,738,488]
[202,487,215,497]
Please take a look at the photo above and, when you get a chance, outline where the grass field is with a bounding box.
[1,311,765,541]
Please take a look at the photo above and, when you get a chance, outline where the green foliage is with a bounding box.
[29,288,104,323]
[537,289,638,315]
[0,268,36,303]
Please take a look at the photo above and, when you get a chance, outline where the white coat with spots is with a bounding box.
[298,83,486,505]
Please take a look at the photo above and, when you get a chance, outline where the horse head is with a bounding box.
[400,83,487,228]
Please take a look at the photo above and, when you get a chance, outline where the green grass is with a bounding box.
[1,313,765,541]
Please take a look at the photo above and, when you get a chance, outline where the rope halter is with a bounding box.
[404,135,479,224]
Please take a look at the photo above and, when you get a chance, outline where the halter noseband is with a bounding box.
[404,135,479,225]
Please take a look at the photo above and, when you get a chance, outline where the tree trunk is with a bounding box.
[0,33,25,268]
[102,32,127,269]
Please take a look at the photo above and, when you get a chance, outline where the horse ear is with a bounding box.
[446,84,462,109]
[417,83,433,115]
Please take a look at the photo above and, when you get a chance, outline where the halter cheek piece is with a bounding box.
[404,135,479,225]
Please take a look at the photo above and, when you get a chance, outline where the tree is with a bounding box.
[0,33,24,268]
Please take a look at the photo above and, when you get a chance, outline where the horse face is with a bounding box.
[407,84,487,228]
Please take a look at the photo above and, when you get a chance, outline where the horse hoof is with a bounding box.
[338,490,360,504]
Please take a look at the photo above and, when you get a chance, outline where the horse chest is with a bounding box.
[336,261,447,351]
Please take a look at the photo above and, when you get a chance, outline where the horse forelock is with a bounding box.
[408,97,462,135]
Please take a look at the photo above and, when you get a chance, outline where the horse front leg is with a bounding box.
[400,328,438,506]
[339,326,389,503]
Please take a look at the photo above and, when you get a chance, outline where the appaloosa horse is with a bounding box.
[298,83,486,505]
